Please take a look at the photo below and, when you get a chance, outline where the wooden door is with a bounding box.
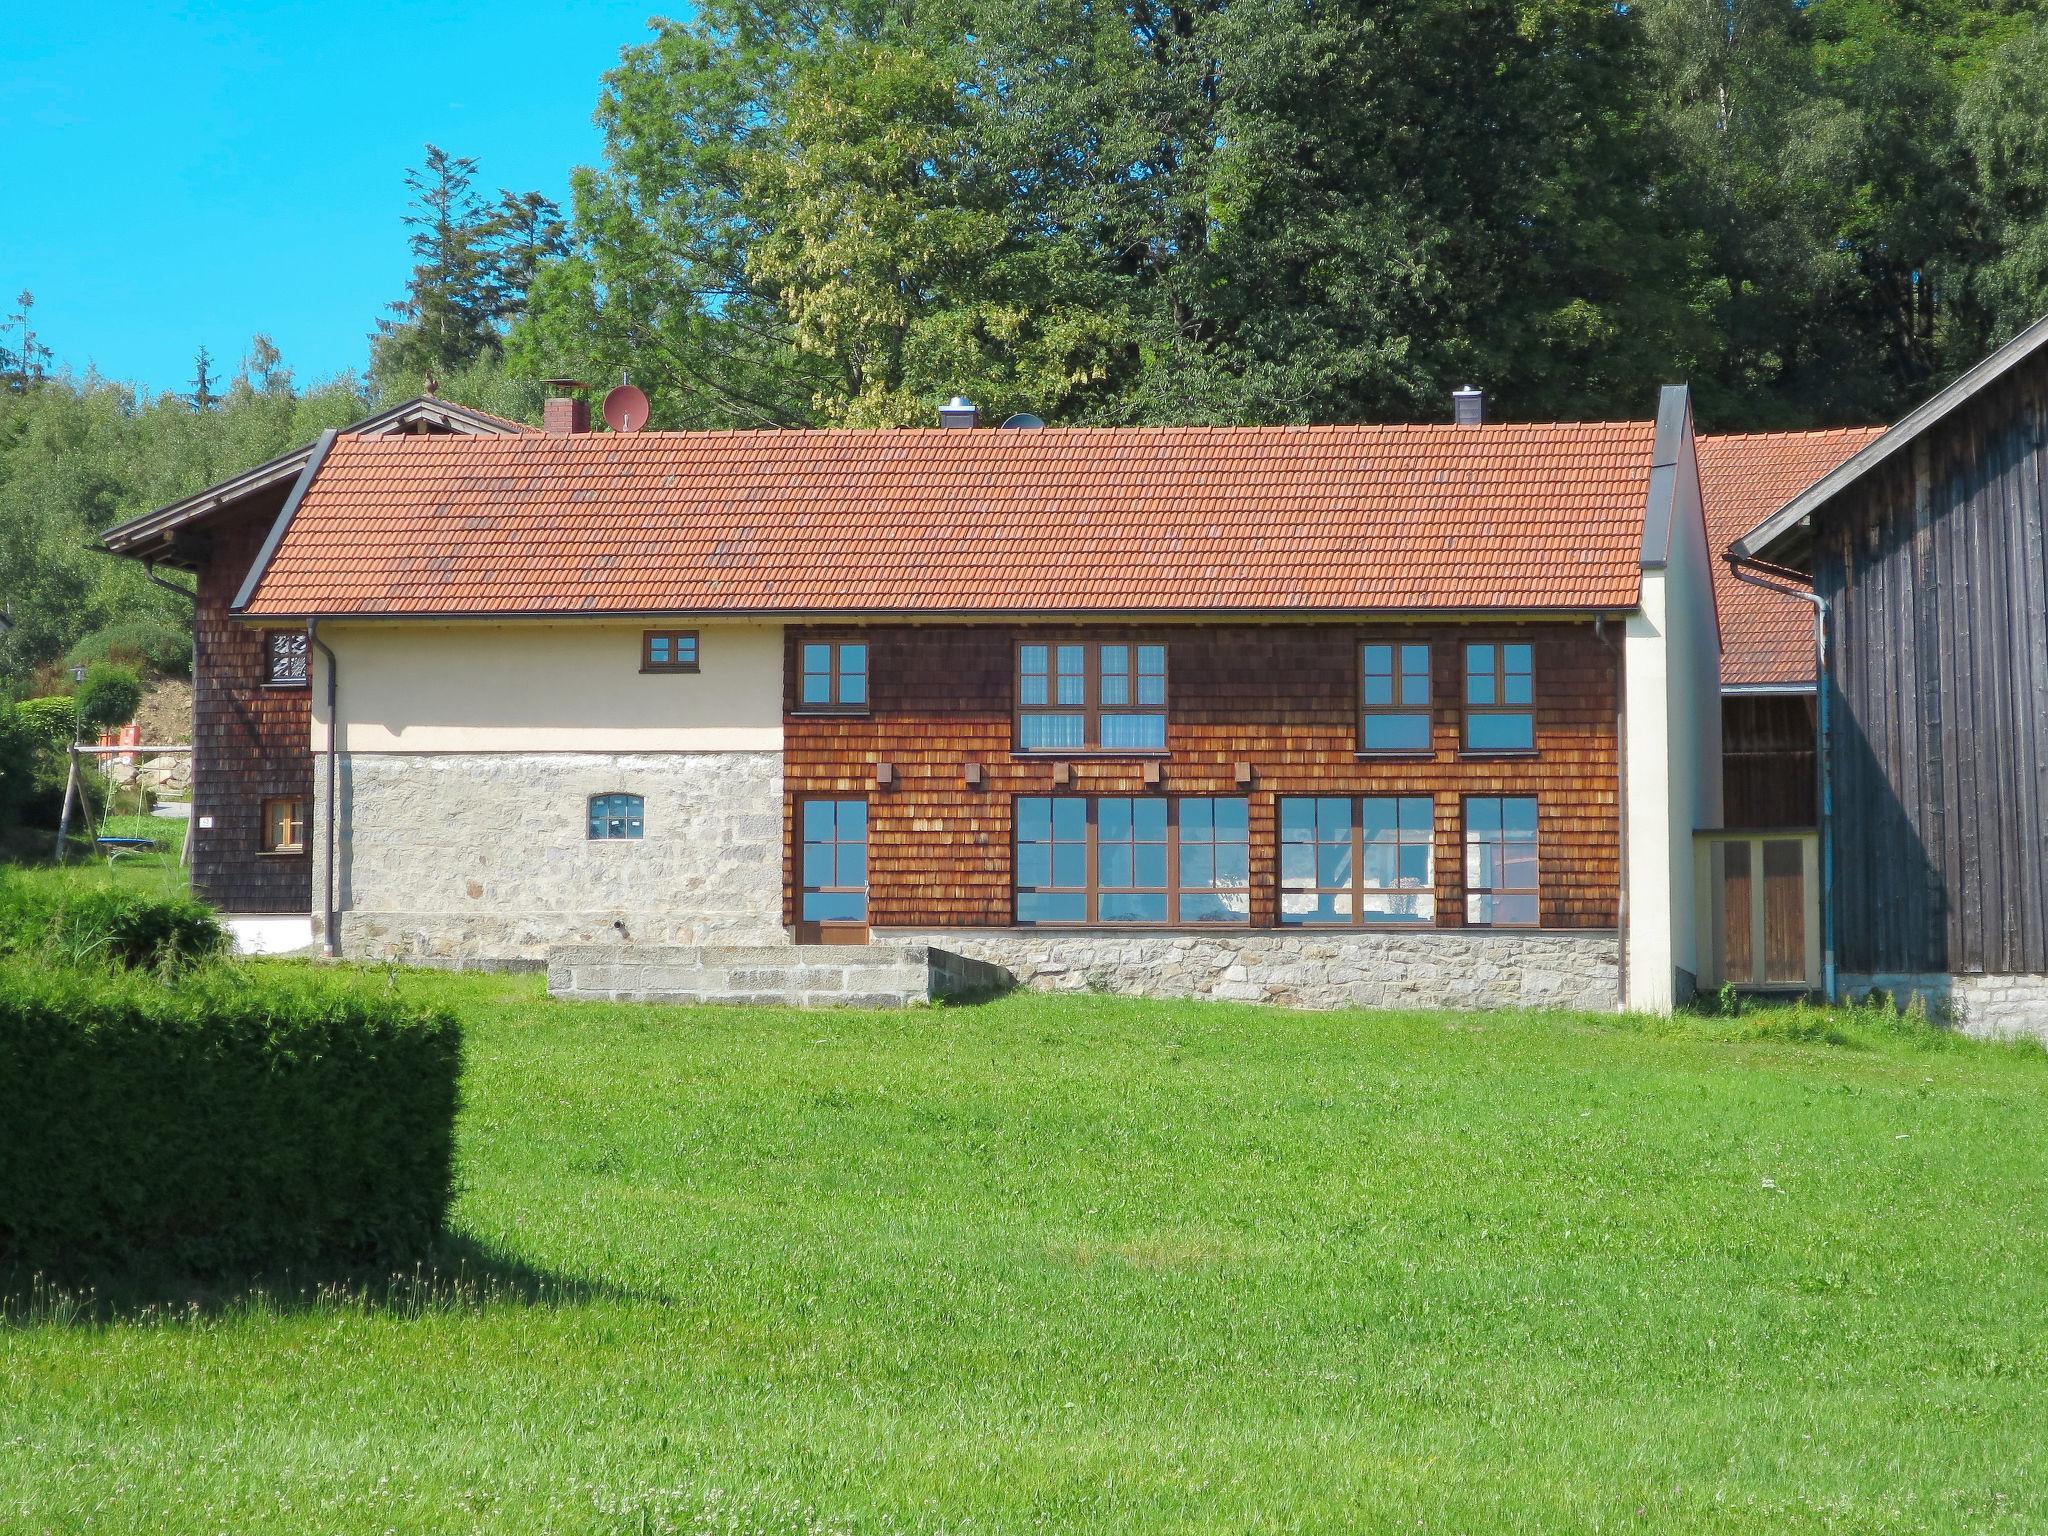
[797,797,869,944]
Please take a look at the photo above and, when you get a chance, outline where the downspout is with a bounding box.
[308,619,339,958]
[1727,556,1836,1003]
[1596,614,1628,1008]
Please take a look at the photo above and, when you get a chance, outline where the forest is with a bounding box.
[4,0,2048,690]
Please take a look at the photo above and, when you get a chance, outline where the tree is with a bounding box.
[6,291,52,389]
[1960,22,2048,342]
[481,189,570,325]
[187,346,218,412]
[372,146,500,384]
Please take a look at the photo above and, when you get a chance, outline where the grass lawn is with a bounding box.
[4,966,2047,1533]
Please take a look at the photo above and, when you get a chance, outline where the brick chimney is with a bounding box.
[542,379,590,434]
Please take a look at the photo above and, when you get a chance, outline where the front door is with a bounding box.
[797,797,869,943]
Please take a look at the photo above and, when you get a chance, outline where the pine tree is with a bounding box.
[6,291,52,388]
[187,345,217,411]
[372,145,499,383]
[482,189,570,326]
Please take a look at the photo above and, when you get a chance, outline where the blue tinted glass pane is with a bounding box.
[1468,797,1503,835]
[1505,644,1533,674]
[1021,644,1048,673]
[1134,843,1167,887]
[1180,798,1213,837]
[1279,798,1315,839]
[1136,674,1165,706]
[1318,798,1351,839]
[1504,797,1538,837]
[649,636,670,663]
[1360,798,1397,843]
[1280,842,1316,886]
[676,637,697,665]
[1099,798,1132,841]
[1280,893,1351,924]
[1400,797,1433,836]
[1363,714,1429,752]
[1467,842,1499,888]
[803,891,866,921]
[1468,713,1534,751]
[1017,797,1051,840]
[801,643,829,674]
[838,800,866,839]
[1504,673,1533,706]
[1052,798,1087,840]
[1398,844,1431,885]
[841,643,867,675]
[1317,844,1352,888]
[1100,714,1165,750]
[1052,845,1086,887]
[1100,892,1167,923]
[1214,844,1248,886]
[1137,645,1165,674]
[1017,844,1051,887]
[803,844,835,887]
[588,810,603,837]
[1018,891,1087,924]
[1214,798,1248,839]
[1363,643,1391,677]
[1400,646,1431,702]
[1100,645,1128,675]
[626,814,643,839]
[1020,714,1085,749]
[801,674,832,704]
[803,800,837,839]
[1498,893,1539,925]
[1099,671,1129,706]
[1132,799,1167,840]
[1100,844,1134,888]
[1181,892,1246,923]
[1503,846,1537,887]
[1363,892,1433,923]
[1020,674,1048,706]
[839,844,867,887]
[1362,843,1398,888]
[841,674,867,705]
[1056,645,1085,674]
[1363,674,1394,707]
[1181,845,1214,888]
[1466,643,1494,682]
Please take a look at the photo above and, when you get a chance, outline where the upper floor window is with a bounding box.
[1279,795,1435,925]
[1361,642,1431,752]
[799,641,869,712]
[265,630,309,687]
[1465,796,1538,925]
[642,631,699,673]
[1014,796,1248,924]
[1464,642,1534,751]
[588,793,645,840]
[1017,642,1166,752]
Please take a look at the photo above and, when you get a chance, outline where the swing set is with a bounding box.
[52,742,195,867]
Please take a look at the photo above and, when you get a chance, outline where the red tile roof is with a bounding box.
[1696,429,1885,686]
[238,423,1657,618]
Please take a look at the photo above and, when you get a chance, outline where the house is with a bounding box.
[102,383,1732,1013]
[1732,314,2048,1036]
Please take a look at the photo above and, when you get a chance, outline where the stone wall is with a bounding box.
[885,927,1621,1013]
[547,943,1012,1008]
[315,751,784,964]
[1840,972,2048,1043]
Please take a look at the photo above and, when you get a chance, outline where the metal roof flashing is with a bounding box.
[1640,384,1694,571]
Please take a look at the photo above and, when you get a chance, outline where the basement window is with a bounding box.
[1464,642,1534,751]
[265,630,309,687]
[261,796,308,855]
[588,793,645,840]
[1465,796,1538,925]
[798,640,869,712]
[642,631,699,673]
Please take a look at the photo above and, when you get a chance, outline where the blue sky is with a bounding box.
[2,1,664,397]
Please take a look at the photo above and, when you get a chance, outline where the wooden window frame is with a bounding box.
[263,629,310,689]
[796,796,869,938]
[1463,641,1536,753]
[1013,795,1250,927]
[1277,795,1437,927]
[1359,641,1432,755]
[1463,795,1540,927]
[1014,641,1168,754]
[587,793,646,841]
[641,630,700,674]
[796,639,871,714]
[260,795,308,855]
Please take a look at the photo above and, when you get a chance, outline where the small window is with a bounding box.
[798,640,869,711]
[642,631,699,673]
[1361,642,1431,752]
[261,795,307,854]
[588,793,645,840]
[1464,642,1534,751]
[1016,642,1166,752]
[1279,795,1434,925]
[1014,796,1248,924]
[1465,796,1538,925]
[265,630,309,687]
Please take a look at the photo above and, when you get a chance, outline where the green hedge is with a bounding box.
[0,965,462,1276]
[0,876,225,971]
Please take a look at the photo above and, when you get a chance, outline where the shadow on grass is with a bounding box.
[0,1228,640,1327]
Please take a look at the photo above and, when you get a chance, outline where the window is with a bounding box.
[587,793,645,840]
[799,799,868,925]
[1465,796,1538,925]
[1278,796,1435,925]
[1017,642,1166,752]
[261,796,307,854]
[1014,796,1249,924]
[1464,642,1534,751]
[798,640,869,711]
[1361,642,1431,752]
[265,630,309,687]
[642,631,699,673]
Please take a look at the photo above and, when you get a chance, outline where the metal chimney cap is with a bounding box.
[1452,385,1484,426]
[938,395,979,429]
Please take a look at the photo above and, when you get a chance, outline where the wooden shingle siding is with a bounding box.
[191,500,313,914]
[784,623,1620,930]
[1816,349,2048,974]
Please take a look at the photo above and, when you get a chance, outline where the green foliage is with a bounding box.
[72,663,140,735]
[10,696,74,749]
[65,614,193,677]
[0,872,224,972]
[0,961,461,1276]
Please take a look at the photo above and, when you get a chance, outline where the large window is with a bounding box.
[1015,796,1248,924]
[1017,643,1167,751]
[587,793,645,840]
[265,630,309,687]
[1361,642,1431,752]
[261,795,307,854]
[1464,796,1538,925]
[799,798,868,927]
[1278,796,1435,925]
[798,641,869,711]
[1464,642,1534,751]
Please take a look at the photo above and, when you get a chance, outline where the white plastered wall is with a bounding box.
[1623,392,1724,1013]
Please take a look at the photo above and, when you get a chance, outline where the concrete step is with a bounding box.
[544,942,1011,1008]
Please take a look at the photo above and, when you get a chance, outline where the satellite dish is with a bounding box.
[1000,413,1046,429]
[603,384,651,433]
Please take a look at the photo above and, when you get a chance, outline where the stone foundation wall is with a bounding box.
[884,928,1621,1013]
[1840,972,2048,1042]
[315,751,784,964]
[546,943,1012,1008]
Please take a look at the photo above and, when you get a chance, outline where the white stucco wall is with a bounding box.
[308,620,784,753]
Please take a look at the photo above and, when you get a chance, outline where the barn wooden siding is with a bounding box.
[783,623,1621,930]
[1814,352,2048,974]
[191,500,313,914]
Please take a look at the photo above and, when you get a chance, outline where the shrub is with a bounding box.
[65,616,193,678]
[0,875,225,971]
[74,663,142,735]
[0,964,462,1276]
[12,696,76,749]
